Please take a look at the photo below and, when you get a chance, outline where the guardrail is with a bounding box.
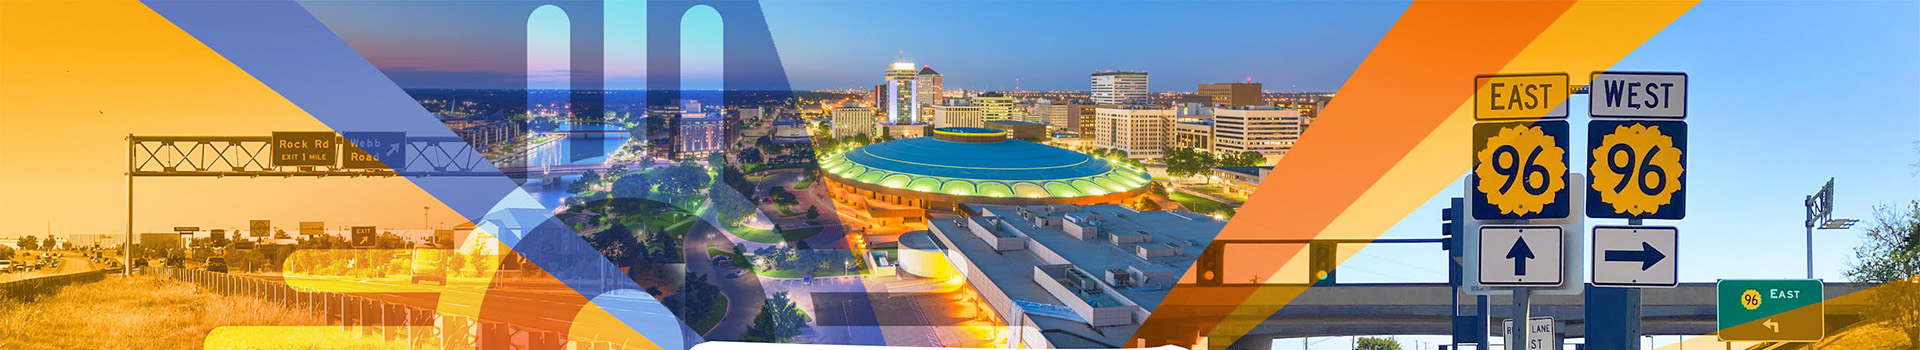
[149,267,646,350]
[0,269,109,301]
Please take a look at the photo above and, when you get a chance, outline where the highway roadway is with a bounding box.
[0,251,103,283]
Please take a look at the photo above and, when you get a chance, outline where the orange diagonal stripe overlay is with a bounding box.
[1133,1,1698,348]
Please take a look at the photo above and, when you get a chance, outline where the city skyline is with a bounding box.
[299,1,1406,91]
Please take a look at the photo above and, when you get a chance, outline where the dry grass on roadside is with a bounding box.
[0,275,420,350]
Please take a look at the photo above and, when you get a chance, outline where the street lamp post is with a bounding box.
[1804,178,1859,279]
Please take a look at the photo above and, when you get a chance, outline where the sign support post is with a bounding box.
[1512,287,1531,350]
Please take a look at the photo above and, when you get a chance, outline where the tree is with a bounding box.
[1134,196,1162,211]
[768,186,798,205]
[711,186,759,227]
[1146,181,1170,198]
[806,206,821,220]
[644,226,682,264]
[1162,147,1218,180]
[1355,337,1403,350]
[1847,200,1920,347]
[612,173,655,201]
[570,170,602,194]
[588,222,638,267]
[580,169,602,185]
[743,291,810,343]
[1218,150,1267,167]
[16,235,37,251]
[656,163,713,203]
[738,148,765,165]
[670,272,722,328]
[449,253,468,277]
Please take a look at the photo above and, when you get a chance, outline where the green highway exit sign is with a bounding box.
[1716,279,1825,342]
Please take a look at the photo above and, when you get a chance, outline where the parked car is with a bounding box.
[0,260,12,273]
[725,269,748,279]
[205,257,228,273]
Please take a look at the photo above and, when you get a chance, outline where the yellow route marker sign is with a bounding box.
[1586,120,1686,219]
[1471,121,1570,219]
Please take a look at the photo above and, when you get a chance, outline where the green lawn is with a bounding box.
[1189,185,1249,202]
[1170,191,1237,218]
[793,176,816,189]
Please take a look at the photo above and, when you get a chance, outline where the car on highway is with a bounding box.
[205,257,228,273]
[409,248,449,286]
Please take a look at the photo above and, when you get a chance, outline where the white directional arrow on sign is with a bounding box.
[1478,225,1564,287]
[1591,226,1678,288]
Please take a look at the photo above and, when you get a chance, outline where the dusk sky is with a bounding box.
[302,0,1409,91]
[759,0,1407,91]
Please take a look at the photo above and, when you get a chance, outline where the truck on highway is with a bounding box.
[409,248,449,286]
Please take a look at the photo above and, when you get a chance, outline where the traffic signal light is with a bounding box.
[1308,242,1337,284]
[1441,197,1464,252]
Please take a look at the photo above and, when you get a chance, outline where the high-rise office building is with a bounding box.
[1198,82,1263,107]
[1036,100,1082,134]
[1091,71,1149,106]
[973,92,1019,122]
[916,66,943,109]
[885,61,921,124]
[1078,104,1098,136]
[869,83,887,108]
[1212,106,1305,158]
[1093,106,1177,159]
[831,103,878,138]
[677,112,725,159]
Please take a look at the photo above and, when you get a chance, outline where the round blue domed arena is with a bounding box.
[819,127,1151,210]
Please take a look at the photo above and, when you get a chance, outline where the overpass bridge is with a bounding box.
[1143,282,1873,350]
[499,163,618,180]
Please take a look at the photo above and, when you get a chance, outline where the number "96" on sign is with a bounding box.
[1472,121,1569,219]
[1587,120,1687,219]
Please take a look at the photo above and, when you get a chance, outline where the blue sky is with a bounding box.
[759,0,1407,91]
